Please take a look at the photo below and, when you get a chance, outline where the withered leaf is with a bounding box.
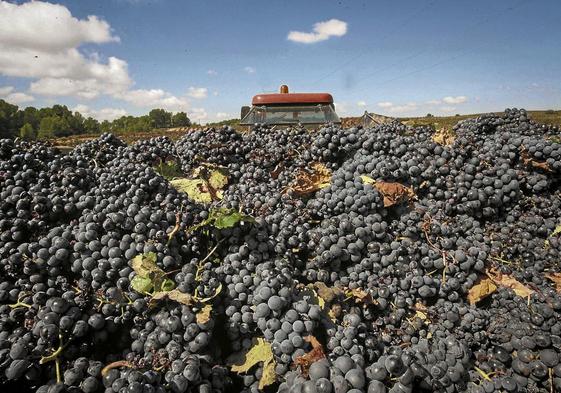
[520,147,552,172]
[360,176,416,207]
[294,336,326,377]
[432,128,456,146]
[289,162,331,196]
[231,338,276,389]
[487,267,534,299]
[151,289,194,306]
[467,276,498,305]
[196,304,213,324]
[545,272,561,293]
[345,287,376,305]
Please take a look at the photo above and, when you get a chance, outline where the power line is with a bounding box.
[307,0,440,86]
[352,0,528,94]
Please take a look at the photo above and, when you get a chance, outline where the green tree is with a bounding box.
[0,99,20,138]
[38,116,70,139]
[172,112,191,127]
[19,123,36,140]
[83,117,100,134]
[149,108,172,128]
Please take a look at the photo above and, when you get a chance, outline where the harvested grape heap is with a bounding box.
[1,108,561,393]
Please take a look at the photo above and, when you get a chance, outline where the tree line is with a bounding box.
[0,99,192,140]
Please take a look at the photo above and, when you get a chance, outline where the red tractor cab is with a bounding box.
[240,85,340,127]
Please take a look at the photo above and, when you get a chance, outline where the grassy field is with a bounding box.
[51,110,561,148]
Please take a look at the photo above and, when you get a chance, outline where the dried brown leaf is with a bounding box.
[294,336,326,377]
[360,176,416,207]
[289,162,331,196]
[520,147,552,172]
[467,277,498,305]
[196,304,212,324]
[345,287,376,305]
[487,267,534,299]
[151,289,194,306]
[432,128,456,146]
[545,272,561,293]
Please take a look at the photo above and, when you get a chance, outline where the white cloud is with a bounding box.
[189,107,208,122]
[244,66,256,74]
[386,102,417,114]
[426,99,441,105]
[377,102,393,109]
[207,69,217,76]
[334,102,350,116]
[288,19,347,44]
[0,1,119,52]
[0,1,190,113]
[357,100,367,107]
[439,106,457,113]
[442,96,467,104]
[0,86,34,104]
[120,89,189,112]
[186,87,207,99]
[72,104,127,121]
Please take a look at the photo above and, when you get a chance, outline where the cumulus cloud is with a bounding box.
[0,86,34,104]
[357,101,367,107]
[189,107,208,122]
[376,101,417,114]
[426,99,441,105]
[72,104,127,121]
[207,69,217,76]
[288,19,347,44]
[442,96,467,105]
[244,66,256,74]
[0,1,190,112]
[119,89,189,112]
[186,87,208,99]
[0,1,131,100]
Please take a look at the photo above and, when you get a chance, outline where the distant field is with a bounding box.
[52,110,561,148]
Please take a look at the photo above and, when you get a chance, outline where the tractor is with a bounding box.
[240,85,340,128]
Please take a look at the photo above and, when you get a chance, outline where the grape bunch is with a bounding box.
[1,108,561,393]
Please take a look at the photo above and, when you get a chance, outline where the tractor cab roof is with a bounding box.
[251,92,334,106]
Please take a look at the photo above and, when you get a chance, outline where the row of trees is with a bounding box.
[0,100,192,140]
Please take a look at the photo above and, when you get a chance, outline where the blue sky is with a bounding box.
[0,0,560,123]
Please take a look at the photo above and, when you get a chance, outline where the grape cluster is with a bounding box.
[1,108,561,393]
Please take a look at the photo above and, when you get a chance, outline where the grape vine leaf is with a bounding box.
[294,336,326,377]
[467,276,497,305]
[289,162,331,196]
[545,272,561,293]
[196,304,213,324]
[151,289,194,306]
[486,267,534,299]
[432,128,456,146]
[130,276,153,294]
[231,338,276,389]
[360,175,416,207]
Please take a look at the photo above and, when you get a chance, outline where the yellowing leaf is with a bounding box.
[194,282,223,303]
[545,272,561,293]
[131,252,161,278]
[487,268,534,299]
[196,304,212,324]
[151,289,194,306]
[432,128,456,145]
[414,302,429,321]
[289,162,331,196]
[550,225,561,238]
[231,338,276,389]
[467,276,497,305]
[345,287,376,305]
[170,178,222,204]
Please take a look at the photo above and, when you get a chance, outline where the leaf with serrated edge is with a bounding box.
[196,304,212,324]
[231,337,276,389]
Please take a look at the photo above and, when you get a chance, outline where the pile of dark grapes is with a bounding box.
[1,108,561,393]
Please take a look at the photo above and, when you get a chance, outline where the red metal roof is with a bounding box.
[252,93,333,105]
